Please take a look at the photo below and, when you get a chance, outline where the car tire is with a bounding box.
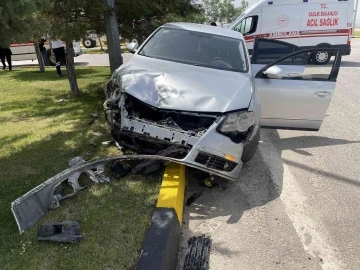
[311,50,331,65]
[83,39,93,48]
[241,128,260,163]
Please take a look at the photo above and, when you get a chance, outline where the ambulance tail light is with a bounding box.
[348,30,351,45]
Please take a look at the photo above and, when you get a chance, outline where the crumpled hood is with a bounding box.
[112,55,252,113]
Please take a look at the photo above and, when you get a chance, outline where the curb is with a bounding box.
[136,163,186,270]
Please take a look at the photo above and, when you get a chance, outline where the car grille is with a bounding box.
[125,95,217,132]
[194,152,237,172]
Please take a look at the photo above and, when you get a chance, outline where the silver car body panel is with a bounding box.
[112,55,253,113]
[255,76,336,130]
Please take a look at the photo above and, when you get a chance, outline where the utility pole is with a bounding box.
[354,0,359,36]
[104,0,122,73]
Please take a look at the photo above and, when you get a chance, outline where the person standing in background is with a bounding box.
[39,38,49,66]
[51,39,64,77]
[0,47,12,70]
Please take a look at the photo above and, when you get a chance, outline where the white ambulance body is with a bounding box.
[10,41,82,64]
[228,0,354,64]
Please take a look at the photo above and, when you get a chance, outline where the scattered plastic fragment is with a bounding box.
[102,140,115,145]
[92,131,103,137]
[37,221,83,243]
[184,235,211,270]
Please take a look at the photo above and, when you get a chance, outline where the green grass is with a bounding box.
[354,29,360,37]
[0,67,161,270]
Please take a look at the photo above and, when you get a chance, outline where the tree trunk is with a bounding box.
[65,40,80,96]
[98,36,103,51]
[104,0,122,73]
[34,40,45,72]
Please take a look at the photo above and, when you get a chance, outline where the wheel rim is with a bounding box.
[316,51,329,63]
[84,40,92,47]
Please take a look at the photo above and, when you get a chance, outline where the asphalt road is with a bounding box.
[179,39,360,270]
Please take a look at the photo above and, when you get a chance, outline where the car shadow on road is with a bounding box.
[267,134,360,156]
[338,61,360,67]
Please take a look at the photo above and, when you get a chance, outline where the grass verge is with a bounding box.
[354,29,360,37]
[0,67,161,270]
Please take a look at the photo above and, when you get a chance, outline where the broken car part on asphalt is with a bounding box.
[12,154,235,233]
[183,235,212,270]
[38,221,83,243]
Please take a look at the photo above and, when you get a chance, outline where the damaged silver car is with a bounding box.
[104,23,342,181]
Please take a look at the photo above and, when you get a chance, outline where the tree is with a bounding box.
[0,0,50,72]
[34,40,45,72]
[116,0,205,43]
[44,0,107,96]
[203,0,248,27]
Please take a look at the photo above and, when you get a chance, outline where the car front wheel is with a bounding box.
[241,128,260,162]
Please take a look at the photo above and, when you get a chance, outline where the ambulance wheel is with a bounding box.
[83,39,94,48]
[312,51,331,65]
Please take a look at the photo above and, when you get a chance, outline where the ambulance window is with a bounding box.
[233,16,258,36]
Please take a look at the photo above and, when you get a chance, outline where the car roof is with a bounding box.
[162,22,244,40]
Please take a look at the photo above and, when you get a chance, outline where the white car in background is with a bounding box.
[10,40,82,65]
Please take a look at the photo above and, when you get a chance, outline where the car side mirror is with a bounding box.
[263,65,283,79]
[126,42,138,54]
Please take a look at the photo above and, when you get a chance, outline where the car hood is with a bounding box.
[111,55,252,113]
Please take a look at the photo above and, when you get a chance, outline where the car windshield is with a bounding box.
[138,27,248,73]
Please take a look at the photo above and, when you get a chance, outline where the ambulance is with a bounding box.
[10,40,82,65]
[228,0,354,65]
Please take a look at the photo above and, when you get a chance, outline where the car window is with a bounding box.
[138,27,249,73]
[252,39,301,65]
[258,49,339,82]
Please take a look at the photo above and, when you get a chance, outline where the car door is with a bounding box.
[252,39,341,131]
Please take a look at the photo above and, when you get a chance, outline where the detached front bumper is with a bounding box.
[13,154,238,233]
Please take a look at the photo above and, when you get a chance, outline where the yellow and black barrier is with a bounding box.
[136,163,186,270]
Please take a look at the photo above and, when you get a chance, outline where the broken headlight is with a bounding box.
[219,111,255,134]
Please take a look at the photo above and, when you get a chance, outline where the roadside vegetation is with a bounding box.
[355,29,360,37]
[0,68,161,269]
